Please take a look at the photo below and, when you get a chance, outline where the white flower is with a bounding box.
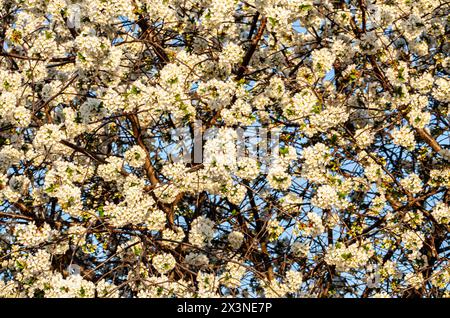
[236,157,260,180]
[152,253,176,275]
[185,252,209,268]
[301,213,325,237]
[311,185,340,210]
[283,89,317,123]
[439,149,450,161]
[189,216,215,247]
[33,124,66,151]
[146,209,166,231]
[97,157,123,182]
[433,78,450,103]
[267,219,284,241]
[408,108,431,129]
[392,126,416,149]
[14,222,57,247]
[291,241,309,258]
[124,145,147,168]
[400,173,423,194]
[401,230,424,260]
[196,271,219,297]
[325,241,374,272]
[0,145,22,171]
[228,231,244,249]
[219,260,246,289]
[267,164,291,190]
[301,143,331,183]
[220,42,244,67]
[405,272,424,289]
[224,183,247,205]
[355,128,375,148]
[432,202,450,224]
[285,270,303,293]
[311,48,335,75]
[161,226,185,248]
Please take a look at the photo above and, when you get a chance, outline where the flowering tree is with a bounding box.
[0,0,449,298]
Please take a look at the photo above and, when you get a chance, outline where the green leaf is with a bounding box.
[98,206,104,217]
[45,184,56,193]
[338,191,347,199]
[279,147,289,156]
[341,252,353,260]
[312,103,322,114]
[77,52,86,62]
[299,4,313,11]
[130,85,140,95]
[268,17,277,26]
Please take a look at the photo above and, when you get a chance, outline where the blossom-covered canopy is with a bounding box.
[0,0,449,298]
